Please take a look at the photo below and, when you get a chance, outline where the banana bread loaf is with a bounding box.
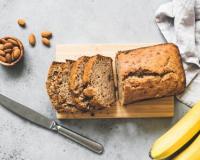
[116,43,186,105]
[46,61,78,113]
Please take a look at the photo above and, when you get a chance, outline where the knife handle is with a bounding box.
[56,124,104,154]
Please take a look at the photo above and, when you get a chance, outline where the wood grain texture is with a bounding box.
[55,44,174,119]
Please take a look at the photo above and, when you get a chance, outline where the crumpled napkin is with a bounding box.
[155,0,200,107]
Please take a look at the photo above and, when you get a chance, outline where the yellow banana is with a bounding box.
[174,134,200,160]
[150,101,200,160]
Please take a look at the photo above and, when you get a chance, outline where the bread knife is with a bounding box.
[0,93,104,154]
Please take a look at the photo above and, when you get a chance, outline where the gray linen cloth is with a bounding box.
[155,0,200,107]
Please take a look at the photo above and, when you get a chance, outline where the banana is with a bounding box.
[150,101,200,160]
[174,134,200,160]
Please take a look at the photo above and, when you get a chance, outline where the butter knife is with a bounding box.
[0,93,104,154]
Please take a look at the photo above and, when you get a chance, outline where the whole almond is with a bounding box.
[0,44,4,50]
[4,49,12,53]
[42,38,50,47]
[13,48,21,60]
[7,39,18,46]
[0,39,7,44]
[4,42,13,49]
[0,50,5,56]
[17,19,26,27]
[41,31,52,39]
[0,55,6,62]
[5,54,12,63]
[29,33,36,46]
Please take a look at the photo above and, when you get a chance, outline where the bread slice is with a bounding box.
[46,60,78,113]
[116,43,186,105]
[69,56,90,110]
[83,55,116,109]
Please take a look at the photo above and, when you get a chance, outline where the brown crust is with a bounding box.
[83,56,98,85]
[116,43,186,104]
[73,55,98,110]
[69,56,90,92]
[68,56,90,111]
[69,59,80,91]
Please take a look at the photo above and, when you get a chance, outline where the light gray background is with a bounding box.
[0,0,189,160]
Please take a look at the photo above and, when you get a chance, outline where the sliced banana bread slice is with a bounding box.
[46,60,78,113]
[69,56,90,110]
[83,55,116,109]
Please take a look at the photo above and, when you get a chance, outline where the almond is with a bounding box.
[0,44,4,50]
[17,19,26,27]
[13,48,21,59]
[41,31,52,39]
[7,39,18,46]
[4,49,12,53]
[0,50,5,56]
[0,55,6,62]
[42,38,50,47]
[28,33,36,46]
[3,42,13,49]
[5,54,12,63]
[0,39,7,44]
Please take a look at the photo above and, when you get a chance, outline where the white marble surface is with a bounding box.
[0,0,190,159]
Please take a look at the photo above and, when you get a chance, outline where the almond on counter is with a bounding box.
[17,19,26,27]
[41,31,52,39]
[28,33,36,46]
[42,38,50,47]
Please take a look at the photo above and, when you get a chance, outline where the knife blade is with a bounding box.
[0,93,53,129]
[0,93,104,154]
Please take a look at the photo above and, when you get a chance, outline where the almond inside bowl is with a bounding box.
[0,36,24,67]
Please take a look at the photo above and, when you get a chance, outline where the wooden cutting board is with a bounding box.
[55,44,174,119]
